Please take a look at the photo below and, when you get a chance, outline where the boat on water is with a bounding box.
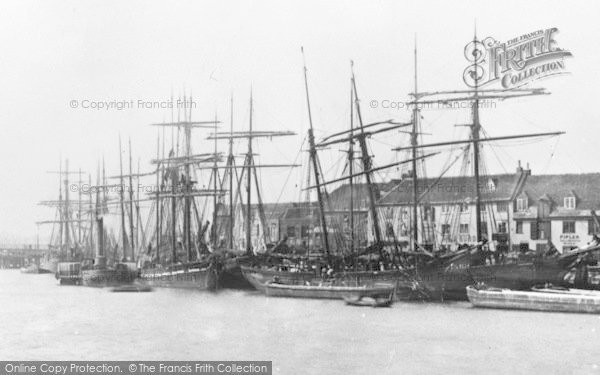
[264,280,396,300]
[343,294,394,308]
[466,285,600,314]
[111,283,153,293]
[55,261,82,285]
[20,263,43,274]
[470,240,600,291]
[39,255,60,274]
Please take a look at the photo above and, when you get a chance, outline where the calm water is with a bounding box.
[1,270,600,374]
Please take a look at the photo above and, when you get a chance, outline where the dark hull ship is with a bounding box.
[139,100,226,291]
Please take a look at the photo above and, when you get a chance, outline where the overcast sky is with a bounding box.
[0,0,597,244]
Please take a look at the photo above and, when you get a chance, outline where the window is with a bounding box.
[441,205,449,213]
[564,197,576,209]
[530,221,539,240]
[517,198,527,212]
[480,205,487,213]
[459,224,469,234]
[497,222,507,233]
[589,220,599,235]
[563,221,575,234]
[497,203,508,212]
[516,221,523,234]
[301,225,309,238]
[441,224,450,236]
[287,226,296,238]
[460,204,469,213]
[480,222,488,235]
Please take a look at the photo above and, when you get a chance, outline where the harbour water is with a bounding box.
[1,270,599,374]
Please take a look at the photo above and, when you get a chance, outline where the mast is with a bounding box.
[128,138,135,260]
[184,95,192,262]
[302,48,331,262]
[58,157,63,254]
[212,112,219,248]
[64,159,70,261]
[471,32,483,243]
[155,132,161,263]
[228,95,234,249]
[118,136,127,262]
[349,83,356,270]
[350,63,383,253]
[78,168,82,246]
[245,91,253,255]
[411,40,420,251]
[88,173,94,254]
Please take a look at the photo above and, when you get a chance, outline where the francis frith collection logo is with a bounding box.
[463,28,573,89]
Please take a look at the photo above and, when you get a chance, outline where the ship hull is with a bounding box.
[140,265,220,291]
[466,285,600,314]
[39,257,59,274]
[81,268,136,287]
[468,260,566,290]
[240,266,318,293]
[264,281,396,300]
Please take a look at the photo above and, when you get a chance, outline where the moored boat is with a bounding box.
[140,259,220,290]
[20,264,42,274]
[55,262,82,285]
[466,285,600,314]
[111,283,153,292]
[264,280,395,300]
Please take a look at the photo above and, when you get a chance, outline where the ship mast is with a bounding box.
[246,91,253,255]
[118,136,127,261]
[471,32,483,243]
[128,138,135,260]
[411,41,420,252]
[350,63,383,256]
[301,48,331,263]
[228,96,234,249]
[394,34,565,248]
[348,83,356,270]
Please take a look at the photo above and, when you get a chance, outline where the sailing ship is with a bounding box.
[384,36,566,300]
[206,92,299,289]
[38,159,88,277]
[139,96,225,290]
[240,49,424,297]
[80,154,137,287]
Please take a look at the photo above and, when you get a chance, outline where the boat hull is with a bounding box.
[469,260,566,290]
[265,282,396,300]
[81,268,136,287]
[240,266,317,293]
[140,266,220,290]
[466,285,600,314]
[39,257,59,274]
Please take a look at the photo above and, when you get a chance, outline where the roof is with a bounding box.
[519,173,600,217]
[377,172,525,206]
[327,182,397,211]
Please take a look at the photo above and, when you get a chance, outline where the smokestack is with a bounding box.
[95,217,106,269]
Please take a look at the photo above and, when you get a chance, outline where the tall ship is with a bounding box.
[38,159,88,275]
[138,96,225,290]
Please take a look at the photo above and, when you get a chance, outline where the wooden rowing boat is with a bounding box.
[466,285,600,314]
[264,281,395,300]
[343,294,394,307]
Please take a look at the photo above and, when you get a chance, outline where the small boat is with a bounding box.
[343,294,394,308]
[264,280,395,300]
[466,285,600,314]
[20,264,42,274]
[111,284,153,293]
